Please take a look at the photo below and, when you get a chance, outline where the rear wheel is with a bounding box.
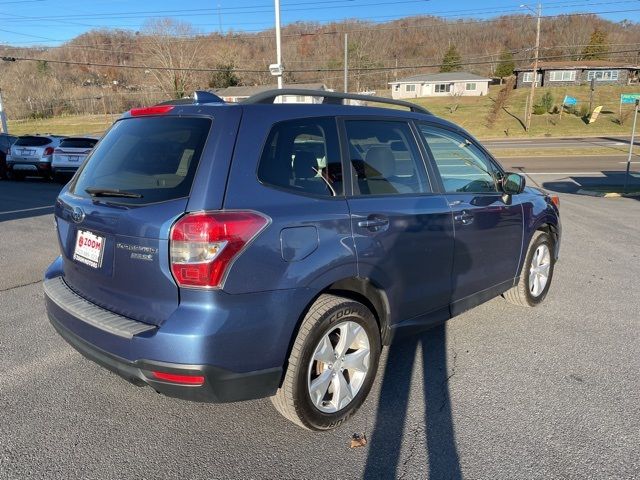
[271,294,381,430]
[503,231,555,307]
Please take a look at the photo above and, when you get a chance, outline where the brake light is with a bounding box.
[170,211,269,288]
[130,105,174,116]
[151,371,205,386]
[43,146,54,156]
[550,195,560,208]
[53,148,63,155]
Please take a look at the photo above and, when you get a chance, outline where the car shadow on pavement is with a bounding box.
[363,324,461,479]
[541,171,640,201]
[0,178,61,222]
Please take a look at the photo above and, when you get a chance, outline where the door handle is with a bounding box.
[357,216,389,231]
[454,210,474,225]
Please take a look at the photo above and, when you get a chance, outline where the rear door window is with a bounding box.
[257,117,343,197]
[73,116,211,205]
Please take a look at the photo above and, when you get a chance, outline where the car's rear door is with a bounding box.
[341,118,454,327]
[416,122,524,314]
[54,111,238,326]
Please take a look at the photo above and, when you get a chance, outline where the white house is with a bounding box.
[389,72,491,99]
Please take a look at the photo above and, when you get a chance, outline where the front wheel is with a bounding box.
[271,294,381,430]
[503,230,555,307]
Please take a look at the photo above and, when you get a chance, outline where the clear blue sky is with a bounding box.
[0,0,637,46]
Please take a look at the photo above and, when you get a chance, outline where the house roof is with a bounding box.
[389,72,491,84]
[515,60,638,71]
[214,83,327,98]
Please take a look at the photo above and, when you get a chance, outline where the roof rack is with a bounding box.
[155,91,225,106]
[242,89,431,114]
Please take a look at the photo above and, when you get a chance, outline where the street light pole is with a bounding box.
[523,2,542,132]
[0,89,8,133]
[274,0,283,89]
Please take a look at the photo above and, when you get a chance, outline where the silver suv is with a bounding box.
[52,136,98,183]
[7,135,64,180]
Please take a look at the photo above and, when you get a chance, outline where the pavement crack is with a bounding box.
[0,279,42,293]
[397,423,424,480]
[439,337,458,413]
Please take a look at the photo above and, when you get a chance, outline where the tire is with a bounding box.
[503,230,555,307]
[271,294,381,431]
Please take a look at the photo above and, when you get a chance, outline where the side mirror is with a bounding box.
[502,172,526,195]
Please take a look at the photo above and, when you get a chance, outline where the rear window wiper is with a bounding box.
[85,187,143,198]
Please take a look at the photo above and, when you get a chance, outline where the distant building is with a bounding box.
[514,61,639,88]
[388,72,491,99]
[214,83,328,103]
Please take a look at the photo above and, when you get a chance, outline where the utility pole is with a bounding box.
[623,99,639,195]
[274,0,283,89]
[344,33,348,93]
[0,89,8,133]
[522,2,542,132]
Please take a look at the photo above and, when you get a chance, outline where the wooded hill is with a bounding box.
[1,13,639,119]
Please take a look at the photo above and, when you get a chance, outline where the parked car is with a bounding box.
[52,136,99,183]
[0,133,17,179]
[44,90,561,431]
[6,134,64,180]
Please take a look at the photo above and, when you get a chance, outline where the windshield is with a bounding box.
[72,116,211,205]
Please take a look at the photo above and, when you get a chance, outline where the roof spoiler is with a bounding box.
[155,91,225,106]
[242,89,431,114]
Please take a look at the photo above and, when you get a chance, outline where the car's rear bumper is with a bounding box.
[47,295,283,403]
[8,160,51,175]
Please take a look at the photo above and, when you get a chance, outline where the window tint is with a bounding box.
[418,124,499,193]
[60,138,98,149]
[14,136,52,147]
[345,120,430,195]
[258,117,342,197]
[73,117,211,205]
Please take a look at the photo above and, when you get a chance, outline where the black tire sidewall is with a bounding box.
[523,232,555,306]
[293,301,381,430]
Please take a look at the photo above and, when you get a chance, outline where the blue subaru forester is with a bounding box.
[44,89,561,430]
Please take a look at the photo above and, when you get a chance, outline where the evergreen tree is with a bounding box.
[582,28,609,60]
[208,64,240,89]
[440,45,462,72]
[495,50,515,83]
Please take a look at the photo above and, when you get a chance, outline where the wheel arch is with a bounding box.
[279,276,391,386]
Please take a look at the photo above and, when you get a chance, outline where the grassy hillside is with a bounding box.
[406,84,639,139]
[4,84,639,141]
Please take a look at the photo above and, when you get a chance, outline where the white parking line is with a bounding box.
[0,205,53,215]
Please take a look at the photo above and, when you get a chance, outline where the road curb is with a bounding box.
[576,189,640,198]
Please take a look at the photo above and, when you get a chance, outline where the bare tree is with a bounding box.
[141,19,201,99]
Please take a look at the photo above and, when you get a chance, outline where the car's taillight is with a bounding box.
[549,195,560,208]
[43,146,54,156]
[170,211,269,288]
[151,371,205,385]
[53,148,63,155]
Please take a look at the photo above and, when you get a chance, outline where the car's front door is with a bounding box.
[416,123,524,314]
[341,118,455,328]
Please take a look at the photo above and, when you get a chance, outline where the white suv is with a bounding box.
[7,135,64,180]
[52,137,98,183]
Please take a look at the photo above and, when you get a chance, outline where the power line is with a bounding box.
[3,48,638,74]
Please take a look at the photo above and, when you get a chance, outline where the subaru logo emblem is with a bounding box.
[71,207,85,224]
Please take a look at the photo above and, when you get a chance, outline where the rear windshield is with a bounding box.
[72,116,211,205]
[60,138,98,149]
[14,136,52,146]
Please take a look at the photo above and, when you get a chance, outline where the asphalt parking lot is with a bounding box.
[1,171,639,480]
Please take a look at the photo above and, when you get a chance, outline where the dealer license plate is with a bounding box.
[73,230,105,269]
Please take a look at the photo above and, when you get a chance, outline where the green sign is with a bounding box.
[621,94,640,104]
